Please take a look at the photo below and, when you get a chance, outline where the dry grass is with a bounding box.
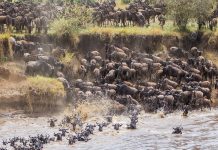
[61,53,81,80]
[80,20,218,37]
[1,61,26,82]
[82,26,176,37]
[115,0,128,9]
[0,33,13,61]
[81,21,184,37]
[60,52,74,65]
[204,51,218,66]
[26,76,65,97]
[2,61,25,74]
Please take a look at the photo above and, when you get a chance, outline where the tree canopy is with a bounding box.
[166,0,214,30]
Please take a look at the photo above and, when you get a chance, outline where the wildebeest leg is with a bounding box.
[148,18,150,26]
[0,25,3,32]
[152,16,155,23]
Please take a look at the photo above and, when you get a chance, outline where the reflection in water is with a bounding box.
[0,109,218,150]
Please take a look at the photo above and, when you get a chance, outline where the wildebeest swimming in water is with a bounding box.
[54,133,63,141]
[85,124,96,135]
[59,128,69,137]
[71,114,83,131]
[68,135,77,145]
[2,134,53,150]
[113,123,123,130]
[96,122,109,132]
[48,118,57,127]
[127,113,139,129]
[172,126,183,134]
[183,105,189,117]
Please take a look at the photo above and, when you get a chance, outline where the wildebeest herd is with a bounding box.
[1,0,218,33]
[92,0,166,28]
[0,110,139,150]
[0,0,64,33]
[91,0,218,30]
[74,44,218,113]
[15,30,218,114]
[0,103,183,150]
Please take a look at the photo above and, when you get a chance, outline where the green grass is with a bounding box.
[81,26,179,37]
[80,21,217,37]
[60,52,74,65]
[27,76,65,97]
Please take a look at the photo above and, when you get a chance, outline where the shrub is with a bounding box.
[60,52,74,64]
[0,33,13,61]
[60,52,80,80]
[50,5,93,37]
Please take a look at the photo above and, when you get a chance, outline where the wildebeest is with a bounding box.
[25,60,54,77]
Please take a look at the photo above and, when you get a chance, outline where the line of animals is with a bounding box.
[0,0,65,33]
[10,34,218,114]
[92,0,166,28]
[0,110,184,150]
[0,111,139,150]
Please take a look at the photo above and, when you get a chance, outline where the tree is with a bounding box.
[166,0,214,30]
[166,0,194,30]
[193,0,213,20]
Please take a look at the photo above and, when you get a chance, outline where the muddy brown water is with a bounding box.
[1,108,218,150]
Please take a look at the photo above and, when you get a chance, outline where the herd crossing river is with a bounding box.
[0,108,218,150]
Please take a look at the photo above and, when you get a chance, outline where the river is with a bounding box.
[0,108,217,150]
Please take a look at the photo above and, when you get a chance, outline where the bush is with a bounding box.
[60,52,74,64]
[0,34,13,61]
[50,5,93,37]
[60,52,80,80]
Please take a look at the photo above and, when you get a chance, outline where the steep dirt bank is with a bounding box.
[23,31,217,55]
[77,32,218,54]
[0,62,66,114]
[0,62,27,111]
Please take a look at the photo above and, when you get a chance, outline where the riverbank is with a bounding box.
[1,28,218,114]
[0,61,66,113]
